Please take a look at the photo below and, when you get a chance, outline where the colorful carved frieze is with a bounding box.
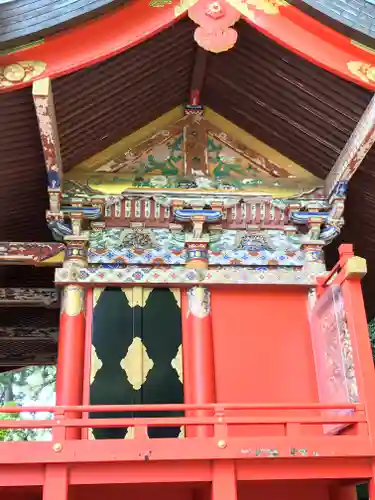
[55,265,315,286]
[88,227,306,267]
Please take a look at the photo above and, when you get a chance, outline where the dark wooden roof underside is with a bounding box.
[1,18,375,366]
[0,0,127,51]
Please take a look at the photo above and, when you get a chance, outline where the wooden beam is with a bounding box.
[325,94,375,197]
[189,47,208,105]
[0,288,59,308]
[32,78,63,192]
[183,112,207,176]
[0,242,65,266]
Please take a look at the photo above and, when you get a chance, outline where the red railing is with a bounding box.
[0,402,366,437]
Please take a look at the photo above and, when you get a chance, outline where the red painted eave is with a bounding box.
[3,1,375,92]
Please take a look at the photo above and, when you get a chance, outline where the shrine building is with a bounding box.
[2,1,375,500]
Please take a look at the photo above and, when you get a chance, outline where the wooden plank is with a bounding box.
[325,94,375,197]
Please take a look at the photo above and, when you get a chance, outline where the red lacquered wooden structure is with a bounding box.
[0,245,374,500]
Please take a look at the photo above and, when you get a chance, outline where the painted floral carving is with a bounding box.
[0,61,46,88]
[227,0,287,18]
[250,0,288,14]
[347,61,375,84]
[189,0,241,53]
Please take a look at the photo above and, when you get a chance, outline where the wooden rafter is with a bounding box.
[32,77,63,191]
[189,47,208,105]
[183,113,207,176]
[325,94,375,197]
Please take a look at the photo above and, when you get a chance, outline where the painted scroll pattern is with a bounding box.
[310,285,359,433]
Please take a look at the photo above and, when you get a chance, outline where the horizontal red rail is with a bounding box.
[0,414,366,430]
[0,403,363,414]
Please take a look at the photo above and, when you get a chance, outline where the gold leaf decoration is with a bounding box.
[252,0,288,14]
[170,288,181,308]
[120,337,154,390]
[171,344,183,383]
[90,345,103,385]
[121,287,152,308]
[174,0,200,17]
[347,61,375,84]
[61,285,85,317]
[0,61,47,88]
[93,288,105,307]
[187,287,210,318]
[124,427,135,439]
[227,0,287,17]
[149,0,172,6]
[178,426,185,438]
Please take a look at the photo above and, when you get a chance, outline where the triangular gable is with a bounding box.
[66,107,322,197]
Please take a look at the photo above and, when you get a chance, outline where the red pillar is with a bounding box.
[182,286,216,437]
[56,284,86,439]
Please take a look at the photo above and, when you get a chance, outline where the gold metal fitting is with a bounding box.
[217,440,227,449]
[53,443,62,452]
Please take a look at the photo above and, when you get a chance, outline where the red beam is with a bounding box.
[0,458,370,487]
[0,436,371,465]
[0,402,363,413]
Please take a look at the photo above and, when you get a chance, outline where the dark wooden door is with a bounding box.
[89,287,183,439]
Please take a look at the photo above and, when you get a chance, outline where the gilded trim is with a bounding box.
[187,287,211,318]
[174,0,200,16]
[90,345,103,384]
[344,256,367,279]
[61,285,85,316]
[170,288,181,308]
[171,344,183,383]
[120,337,155,390]
[93,288,105,307]
[121,287,153,307]
[347,61,375,83]
[0,61,46,88]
